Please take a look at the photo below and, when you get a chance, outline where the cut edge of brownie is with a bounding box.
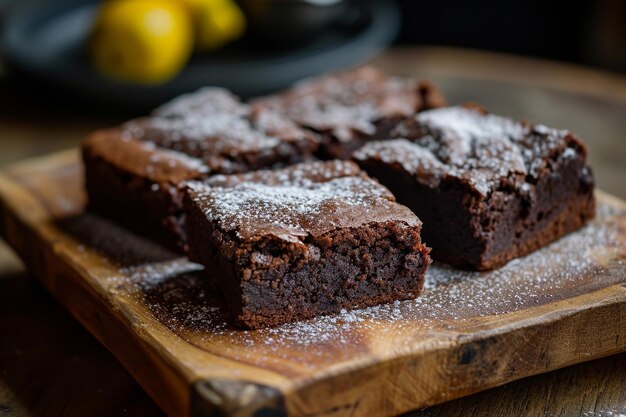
[356,151,594,270]
[82,129,209,252]
[181,161,431,328]
[184,193,430,329]
[353,106,596,270]
[80,87,321,253]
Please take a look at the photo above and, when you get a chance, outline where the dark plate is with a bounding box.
[1,0,399,110]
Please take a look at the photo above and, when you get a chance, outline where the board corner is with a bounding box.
[190,378,286,417]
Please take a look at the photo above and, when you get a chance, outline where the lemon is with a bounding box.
[90,0,193,84]
[178,0,246,51]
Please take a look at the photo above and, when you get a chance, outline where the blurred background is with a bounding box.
[0,0,624,196]
[396,0,626,73]
[1,3,626,416]
[2,0,626,108]
[2,0,626,69]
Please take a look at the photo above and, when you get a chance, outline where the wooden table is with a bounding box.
[1,47,625,417]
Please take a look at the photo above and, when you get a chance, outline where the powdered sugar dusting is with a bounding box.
[127,114,281,152]
[581,408,626,417]
[354,139,446,184]
[204,160,363,189]
[89,202,626,370]
[141,141,209,173]
[187,175,416,241]
[366,106,579,196]
[254,67,419,142]
[153,87,246,118]
[416,106,526,154]
[122,87,315,166]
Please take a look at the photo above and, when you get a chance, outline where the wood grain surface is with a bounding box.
[2,248,626,417]
[1,47,626,417]
[0,150,624,417]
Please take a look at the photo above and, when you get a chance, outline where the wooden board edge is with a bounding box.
[282,286,626,416]
[441,287,626,404]
[1,152,625,417]
[0,162,294,417]
[184,286,626,417]
[191,380,286,417]
[0,174,192,417]
[3,148,79,177]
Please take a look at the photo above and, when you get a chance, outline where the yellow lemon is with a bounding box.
[178,0,246,51]
[90,0,193,84]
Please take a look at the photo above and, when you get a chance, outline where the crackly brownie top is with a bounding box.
[82,131,210,184]
[152,87,247,118]
[184,161,420,243]
[203,159,364,188]
[115,88,318,172]
[353,106,588,196]
[252,66,445,143]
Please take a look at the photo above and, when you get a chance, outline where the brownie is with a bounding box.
[353,105,595,270]
[82,87,319,252]
[182,160,431,329]
[252,66,446,159]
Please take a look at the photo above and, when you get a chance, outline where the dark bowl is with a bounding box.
[239,0,365,46]
[1,0,399,111]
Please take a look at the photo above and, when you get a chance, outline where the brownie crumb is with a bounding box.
[182,161,431,328]
[253,66,446,159]
[82,87,319,252]
[354,105,595,270]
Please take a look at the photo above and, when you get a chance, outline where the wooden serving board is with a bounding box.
[0,150,625,417]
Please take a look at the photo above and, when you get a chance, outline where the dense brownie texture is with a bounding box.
[252,66,446,159]
[353,105,595,270]
[183,161,431,329]
[82,88,319,252]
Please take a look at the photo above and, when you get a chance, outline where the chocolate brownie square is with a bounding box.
[252,66,446,159]
[182,160,431,328]
[82,88,319,252]
[353,105,595,270]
